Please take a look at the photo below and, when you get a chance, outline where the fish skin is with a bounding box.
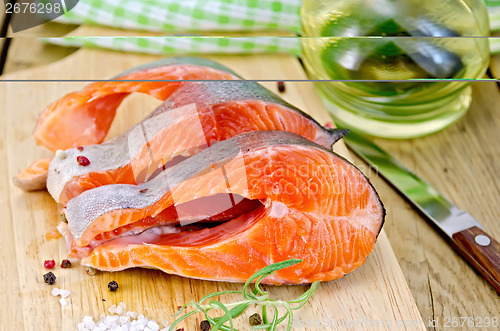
[47,80,347,204]
[112,56,241,79]
[64,131,385,284]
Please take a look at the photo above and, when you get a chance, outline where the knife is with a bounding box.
[342,129,500,294]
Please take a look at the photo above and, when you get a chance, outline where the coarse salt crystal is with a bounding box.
[108,305,117,314]
[78,303,168,331]
[127,311,137,319]
[83,316,96,329]
[59,298,67,307]
[146,321,160,331]
[59,289,70,299]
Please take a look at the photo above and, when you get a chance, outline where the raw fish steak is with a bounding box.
[60,131,384,284]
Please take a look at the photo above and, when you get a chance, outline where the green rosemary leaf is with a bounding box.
[172,304,188,318]
[249,259,302,283]
[191,300,208,315]
[171,259,315,331]
[210,300,233,330]
[243,259,302,300]
[291,281,320,310]
[228,302,250,319]
[285,305,294,331]
[269,307,279,331]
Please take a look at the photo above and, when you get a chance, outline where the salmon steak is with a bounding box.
[16,57,385,284]
[46,80,347,205]
[15,58,346,194]
[59,130,384,284]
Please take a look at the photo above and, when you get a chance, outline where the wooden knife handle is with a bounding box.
[451,226,500,294]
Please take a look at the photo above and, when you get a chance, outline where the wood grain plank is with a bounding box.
[0,72,24,330]
[0,49,423,330]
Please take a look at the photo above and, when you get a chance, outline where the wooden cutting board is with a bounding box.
[0,49,424,330]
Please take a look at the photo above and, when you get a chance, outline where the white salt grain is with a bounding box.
[78,303,168,331]
[126,311,138,319]
[52,287,71,303]
[146,321,160,331]
[108,305,117,314]
[59,289,70,298]
[51,288,60,297]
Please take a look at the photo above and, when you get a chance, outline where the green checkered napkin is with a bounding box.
[47,0,500,55]
[56,0,302,33]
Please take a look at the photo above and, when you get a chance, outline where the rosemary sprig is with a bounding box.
[169,259,320,331]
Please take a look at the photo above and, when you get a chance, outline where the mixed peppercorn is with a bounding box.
[200,320,211,331]
[60,259,71,268]
[44,259,55,269]
[43,272,56,285]
[108,281,119,292]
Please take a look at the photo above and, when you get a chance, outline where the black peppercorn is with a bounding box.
[200,320,211,331]
[249,313,262,326]
[43,271,56,285]
[60,259,71,268]
[108,280,119,292]
[277,81,285,93]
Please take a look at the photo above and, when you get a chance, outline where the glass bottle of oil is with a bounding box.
[301,0,490,138]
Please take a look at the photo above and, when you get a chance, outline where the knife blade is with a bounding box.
[342,129,500,294]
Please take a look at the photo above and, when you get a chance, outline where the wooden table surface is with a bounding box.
[1,21,499,330]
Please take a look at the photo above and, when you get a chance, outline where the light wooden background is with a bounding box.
[1,21,499,330]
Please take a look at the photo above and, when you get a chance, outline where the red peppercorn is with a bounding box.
[77,156,90,166]
[44,259,55,269]
[77,146,84,152]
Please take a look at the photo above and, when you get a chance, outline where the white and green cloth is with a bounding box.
[47,0,500,55]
